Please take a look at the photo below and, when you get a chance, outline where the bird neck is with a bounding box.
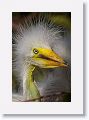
[26,65,35,83]
[26,65,40,101]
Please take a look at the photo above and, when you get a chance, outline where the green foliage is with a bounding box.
[50,14,71,30]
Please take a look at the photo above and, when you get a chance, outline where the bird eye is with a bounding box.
[33,48,39,54]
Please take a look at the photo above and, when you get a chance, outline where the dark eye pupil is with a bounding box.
[33,49,38,54]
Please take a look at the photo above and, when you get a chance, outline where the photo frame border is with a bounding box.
[0,0,83,114]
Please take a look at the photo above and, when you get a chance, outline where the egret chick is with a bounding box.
[12,15,69,101]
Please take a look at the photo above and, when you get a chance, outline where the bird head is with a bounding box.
[14,22,69,71]
[29,47,67,68]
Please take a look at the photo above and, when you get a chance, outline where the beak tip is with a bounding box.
[63,60,69,67]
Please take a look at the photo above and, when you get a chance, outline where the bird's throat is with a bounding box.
[26,65,40,101]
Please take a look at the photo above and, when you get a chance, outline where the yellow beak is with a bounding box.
[32,48,68,68]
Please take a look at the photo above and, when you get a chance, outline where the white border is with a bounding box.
[0,0,83,114]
